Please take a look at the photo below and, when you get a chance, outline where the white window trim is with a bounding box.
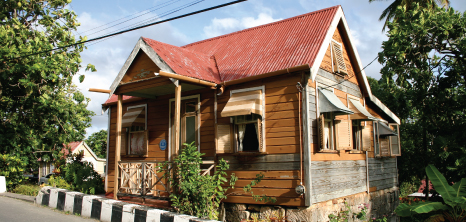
[168,94,201,161]
[125,104,148,156]
[230,86,266,152]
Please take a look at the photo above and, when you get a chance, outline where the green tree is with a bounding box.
[378,3,466,187]
[369,0,449,30]
[0,0,95,187]
[85,130,107,159]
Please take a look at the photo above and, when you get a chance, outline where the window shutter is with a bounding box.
[373,122,380,157]
[318,114,325,150]
[144,130,149,156]
[336,119,352,150]
[217,124,233,153]
[380,138,390,157]
[121,130,127,155]
[362,124,372,151]
[331,41,348,74]
[389,124,401,156]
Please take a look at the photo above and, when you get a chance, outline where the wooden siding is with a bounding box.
[320,26,360,86]
[368,158,397,191]
[311,160,367,203]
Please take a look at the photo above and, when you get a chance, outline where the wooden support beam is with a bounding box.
[172,85,182,158]
[114,94,123,200]
[89,88,111,93]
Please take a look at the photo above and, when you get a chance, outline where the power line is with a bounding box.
[321,55,379,90]
[79,0,181,35]
[85,0,206,48]
[4,0,247,62]
[83,0,185,37]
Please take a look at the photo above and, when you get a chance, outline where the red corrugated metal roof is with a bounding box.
[104,95,140,105]
[182,6,339,82]
[105,6,339,104]
[142,38,221,83]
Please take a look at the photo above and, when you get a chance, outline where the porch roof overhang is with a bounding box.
[348,98,377,121]
[378,121,397,136]
[318,88,353,116]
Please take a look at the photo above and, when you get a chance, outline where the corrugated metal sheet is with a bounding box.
[142,38,221,83]
[105,6,339,104]
[182,6,339,82]
[104,95,139,105]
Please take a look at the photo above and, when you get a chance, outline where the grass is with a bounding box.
[12,184,41,196]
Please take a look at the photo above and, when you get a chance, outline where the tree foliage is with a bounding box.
[0,0,95,184]
[377,3,466,184]
[85,130,107,159]
[369,0,450,30]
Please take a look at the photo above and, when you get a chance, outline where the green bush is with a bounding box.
[60,153,104,194]
[0,154,27,190]
[47,175,72,190]
[12,184,41,196]
[160,142,237,220]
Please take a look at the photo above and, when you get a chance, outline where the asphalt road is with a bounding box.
[0,196,97,222]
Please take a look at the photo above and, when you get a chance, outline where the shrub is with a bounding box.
[160,142,237,219]
[60,152,104,194]
[0,154,26,190]
[47,175,72,190]
[12,184,41,196]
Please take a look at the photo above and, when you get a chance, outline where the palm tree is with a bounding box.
[370,0,450,31]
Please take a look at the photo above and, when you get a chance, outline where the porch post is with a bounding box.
[173,85,182,158]
[114,94,123,200]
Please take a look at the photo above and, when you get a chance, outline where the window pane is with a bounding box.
[324,121,331,149]
[186,116,196,145]
[242,123,259,151]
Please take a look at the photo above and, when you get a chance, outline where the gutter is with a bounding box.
[158,71,217,88]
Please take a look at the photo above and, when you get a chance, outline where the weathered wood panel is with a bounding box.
[311,160,367,203]
[368,158,397,191]
[224,154,301,171]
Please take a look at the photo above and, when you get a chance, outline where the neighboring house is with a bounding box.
[101,6,401,221]
[39,141,106,178]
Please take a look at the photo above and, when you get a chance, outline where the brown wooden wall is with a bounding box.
[217,72,305,206]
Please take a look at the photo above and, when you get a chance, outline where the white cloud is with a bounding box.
[203,12,282,38]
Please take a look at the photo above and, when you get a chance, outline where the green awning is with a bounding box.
[318,88,353,116]
[349,98,378,121]
[379,122,397,136]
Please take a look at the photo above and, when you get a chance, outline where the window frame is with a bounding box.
[123,104,148,157]
[230,86,266,153]
[389,123,401,156]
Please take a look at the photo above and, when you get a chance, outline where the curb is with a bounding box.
[35,186,219,222]
[0,192,36,203]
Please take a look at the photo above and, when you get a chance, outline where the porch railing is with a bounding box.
[117,160,216,200]
[117,161,172,200]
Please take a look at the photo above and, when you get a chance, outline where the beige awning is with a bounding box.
[122,107,145,128]
[318,88,353,116]
[348,98,377,121]
[221,90,262,117]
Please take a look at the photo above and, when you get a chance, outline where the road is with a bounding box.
[0,196,97,222]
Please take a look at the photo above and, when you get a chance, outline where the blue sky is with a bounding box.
[69,0,466,137]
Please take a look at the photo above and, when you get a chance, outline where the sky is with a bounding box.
[68,0,466,137]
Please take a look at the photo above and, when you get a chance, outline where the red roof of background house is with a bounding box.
[38,141,82,161]
[104,6,339,104]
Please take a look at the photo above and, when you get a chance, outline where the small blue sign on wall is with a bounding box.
[159,139,167,151]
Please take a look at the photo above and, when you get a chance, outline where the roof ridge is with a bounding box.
[182,5,340,49]
[141,37,213,59]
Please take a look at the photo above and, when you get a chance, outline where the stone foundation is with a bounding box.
[224,188,399,222]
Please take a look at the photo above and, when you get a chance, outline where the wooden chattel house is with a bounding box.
[101,5,402,208]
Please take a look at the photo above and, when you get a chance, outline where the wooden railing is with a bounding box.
[117,160,216,200]
[117,161,172,200]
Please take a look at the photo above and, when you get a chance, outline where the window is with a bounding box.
[121,104,148,156]
[331,40,348,74]
[170,98,199,149]
[373,121,401,157]
[319,113,335,150]
[219,86,265,153]
[352,120,363,150]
